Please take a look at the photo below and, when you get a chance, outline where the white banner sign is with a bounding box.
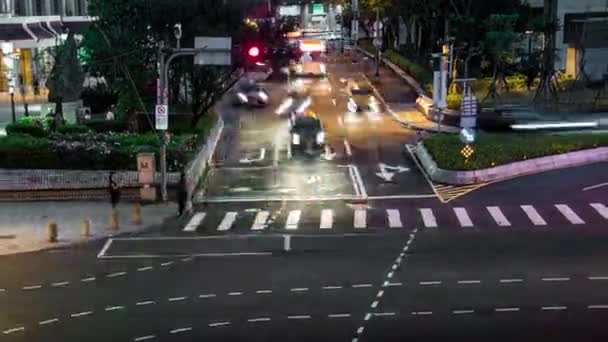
[155,104,168,130]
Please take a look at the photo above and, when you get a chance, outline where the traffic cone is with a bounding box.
[132,203,142,225]
[47,221,58,243]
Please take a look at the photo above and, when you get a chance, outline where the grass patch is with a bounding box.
[423,132,608,171]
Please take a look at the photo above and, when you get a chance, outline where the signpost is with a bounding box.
[456,78,478,128]
[155,104,168,130]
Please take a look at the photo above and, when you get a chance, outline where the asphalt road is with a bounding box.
[3,52,608,342]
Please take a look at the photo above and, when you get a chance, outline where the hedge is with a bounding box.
[423,132,608,171]
[57,124,91,134]
[359,41,432,86]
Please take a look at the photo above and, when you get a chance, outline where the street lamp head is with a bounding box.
[173,23,182,40]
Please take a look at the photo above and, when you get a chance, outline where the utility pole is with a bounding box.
[375,8,380,78]
[352,0,358,62]
[157,42,168,202]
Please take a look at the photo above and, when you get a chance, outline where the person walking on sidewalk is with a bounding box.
[177,171,187,216]
[109,172,121,208]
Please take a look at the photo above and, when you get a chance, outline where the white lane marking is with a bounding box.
[291,288,308,292]
[452,310,474,314]
[228,292,243,296]
[255,289,272,294]
[583,182,608,191]
[458,280,481,284]
[589,276,608,280]
[322,285,342,290]
[453,207,474,227]
[521,205,547,226]
[487,206,511,227]
[542,306,567,311]
[169,327,192,334]
[412,311,433,315]
[209,321,231,327]
[419,208,437,228]
[377,290,384,298]
[134,335,156,341]
[371,301,379,309]
[22,285,42,290]
[352,283,373,288]
[81,277,96,282]
[168,296,188,302]
[97,238,113,258]
[3,327,25,334]
[107,271,127,278]
[387,271,394,278]
[387,209,403,228]
[160,261,174,267]
[39,318,59,325]
[105,306,125,311]
[352,166,367,197]
[542,277,570,282]
[71,311,93,318]
[218,212,238,231]
[495,307,520,312]
[285,210,302,230]
[288,315,311,320]
[374,312,396,317]
[181,257,193,262]
[136,300,155,306]
[357,327,365,334]
[500,278,523,283]
[590,203,608,220]
[320,209,334,229]
[385,282,402,287]
[183,212,206,232]
[364,313,372,321]
[419,281,441,286]
[329,313,351,318]
[137,266,153,272]
[248,317,271,322]
[555,204,585,224]
[251,211,270,230]
[199,294,217,298]
[344,139,353,156]
[588,305,608,309]
[51,281,70,287]
[354,209,367,229]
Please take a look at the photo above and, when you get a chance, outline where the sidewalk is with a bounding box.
[0,201,176,255]
[389,103,460,133]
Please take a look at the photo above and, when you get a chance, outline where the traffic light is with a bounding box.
[248,46,260,58]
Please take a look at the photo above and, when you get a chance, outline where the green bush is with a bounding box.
[447,93,463,110]
[383,50,432,86]
[84,119,128,133]
[423,132,608,171]
[5,120,47,137]
[57,124,91,135]
[0,136,56,168]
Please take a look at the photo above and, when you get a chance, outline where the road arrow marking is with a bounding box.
[375,163,410,182]
[239,148,266,164]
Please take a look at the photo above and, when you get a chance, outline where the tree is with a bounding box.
[46,32,85,128]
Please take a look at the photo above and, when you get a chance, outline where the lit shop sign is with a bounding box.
[279,5,300,16]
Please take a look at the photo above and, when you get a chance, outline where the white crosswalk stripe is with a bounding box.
[419,208,437,228]
[555,204,585,225]
[320,209,333,229]
[453,207,473,227]
[183,213,205,232]
[387,209,402,228]
[251,211,270,230]
[590,203,608,220]
[487,206,511,227]
[285,210,302,230]
[354,209,367,229]
[520,205,547,226]
[217,212,237,231]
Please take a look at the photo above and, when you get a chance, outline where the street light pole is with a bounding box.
[375,8,380,78]
[158,44,168,202]
[9,88,15,124]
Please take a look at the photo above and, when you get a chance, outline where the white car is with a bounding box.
[233,86,270,107]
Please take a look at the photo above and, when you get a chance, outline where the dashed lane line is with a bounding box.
[136,300,156,306]
[542,306,567,311]
[495,307,520,312]
[137,266,154,272]
[542,277,570,282]
[499,278,523,283]
[255,289,272,294]
[51,281,70,287]
[247,317,272,323]
[199,294,217,299]
[452,310,475,315]
[209,321,231,327]
[107,271,127,278]
[329,313,352,318]
[3,327,25,334]
[168,296,188,302]
[169,327,193,334]
[38,318,59,325]
[22,285,42,290]
[134,335,156,341]
[288,315,311,320]
[105,306,125,312]
[70,311,93,318]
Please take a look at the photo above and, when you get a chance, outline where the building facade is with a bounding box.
[0,0,92,97]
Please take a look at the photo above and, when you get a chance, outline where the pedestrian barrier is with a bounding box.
[81,218,91,238]
[109,208,119,231]
[47,221,58,243]
[132,203,142,225]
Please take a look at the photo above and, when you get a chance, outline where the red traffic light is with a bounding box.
[248,46,260,57]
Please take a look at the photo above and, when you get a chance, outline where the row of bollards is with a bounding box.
[48,203,142,243]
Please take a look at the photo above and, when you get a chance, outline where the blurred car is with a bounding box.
[289,112,325,157]
[346,86,379,113]
[232,82,270,107]
[245,62,273,82]
[287,62,331,97]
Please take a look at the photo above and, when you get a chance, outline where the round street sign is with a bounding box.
[459,128,476,144]
[373,38,381,48]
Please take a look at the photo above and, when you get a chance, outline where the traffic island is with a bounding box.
[416,132,608,185]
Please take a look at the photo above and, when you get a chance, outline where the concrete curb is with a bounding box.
[416,143,608,185]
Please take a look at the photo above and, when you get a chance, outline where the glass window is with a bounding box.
[53,0,62,15]
[35,0,43,15]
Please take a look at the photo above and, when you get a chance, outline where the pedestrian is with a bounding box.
[106,105,115,121]
[177,171,187,216]
[33,77,40,96]
[109,172,121,209]
[18,74,26,100]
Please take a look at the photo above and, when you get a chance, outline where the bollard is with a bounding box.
[109,208,119,231]
[81,218,91,238]
[132,203,142,225]
[48,221,58,243]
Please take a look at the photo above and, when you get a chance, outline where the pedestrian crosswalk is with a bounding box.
[181,203,608,234]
